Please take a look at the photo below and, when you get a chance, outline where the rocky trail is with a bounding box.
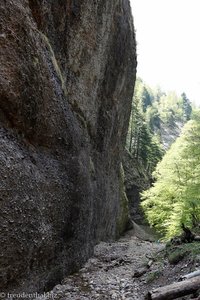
[41,230,165,300]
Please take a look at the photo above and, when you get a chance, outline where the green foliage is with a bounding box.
[144,87,192,134]
[126,76,194,175]
[157,91,184,126]
[127,78,196,237]
[167,248,188,264]
[126,78,193,173]
[141,117,200,240]
[181,92,192,121]
[126,78,164,173]
[146,269,162,283]
[166,242,200,264]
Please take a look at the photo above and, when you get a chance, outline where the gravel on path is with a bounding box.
[39,231,164,300]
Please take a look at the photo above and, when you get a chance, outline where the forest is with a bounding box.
[127,77,200,240]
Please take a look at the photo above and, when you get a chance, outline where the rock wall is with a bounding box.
[0,0,136,293]
[123,150,150,223]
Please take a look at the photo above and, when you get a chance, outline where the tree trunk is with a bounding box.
[180,269,200,280]
[146,276,200,300]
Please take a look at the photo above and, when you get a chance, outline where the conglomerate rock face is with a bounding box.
[0,0,136,292]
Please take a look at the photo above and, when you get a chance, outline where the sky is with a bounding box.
[130,0,200,106]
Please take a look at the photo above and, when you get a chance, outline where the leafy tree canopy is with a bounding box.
[141,115,200,240]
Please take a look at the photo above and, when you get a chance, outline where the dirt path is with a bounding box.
[42,230,165,300]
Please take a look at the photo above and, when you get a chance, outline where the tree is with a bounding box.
[142,87,152,112]
[126,78,193,177]
[126,79,163,173]
[181,92,192,121]
[141,117,200,240]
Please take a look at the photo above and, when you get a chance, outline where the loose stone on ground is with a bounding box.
[39,231,164,300]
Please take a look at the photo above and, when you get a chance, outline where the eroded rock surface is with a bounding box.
[0,0,136,293]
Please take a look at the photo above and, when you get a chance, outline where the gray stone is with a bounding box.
[0,0,136,294]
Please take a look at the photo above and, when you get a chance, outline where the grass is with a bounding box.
[143,238,200,286]
[167,248,189,264]
[166,241,200,264]
[146,269,162,283]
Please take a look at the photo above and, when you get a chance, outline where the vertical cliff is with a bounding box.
[0,0,136,292]
[123,149,151,223]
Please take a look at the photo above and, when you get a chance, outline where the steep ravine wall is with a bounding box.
[123,149,151,223]
[0,0,136,293]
